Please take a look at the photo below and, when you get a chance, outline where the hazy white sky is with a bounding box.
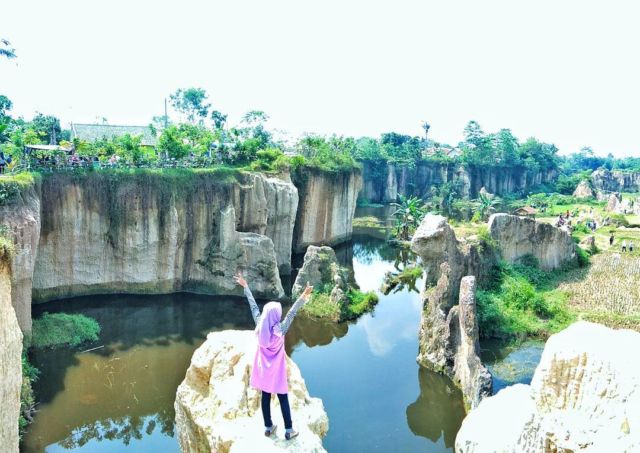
[2,0,639,156]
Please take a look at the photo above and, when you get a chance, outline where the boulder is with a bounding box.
[410,215,493,408]
[174,330,329,453]
[488,214,577,270]
[606,193,622,213]
[0,261,22,453]
[579,235,597,254]
[456,322,640,452]
[572,180,594,199]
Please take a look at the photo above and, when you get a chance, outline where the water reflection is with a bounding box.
[23,218,472,453]
[406,367,466,448]
[481,339,544,394]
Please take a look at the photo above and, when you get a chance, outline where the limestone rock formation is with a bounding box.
[488,213,577,270]
[456,322,640,452]
[592,168,640,193]
[0,261,22,453]
[0,182,41,334]
[197,206,285,298]
[606,192,622,212]
[30,171,294,302]
[573,180,594,199]
[410,215,493,408]
[174,330,329,453]
[292,245,348,303]
[478,186,494,199]
[450,277,492,409]
[359,162,556,203]
[293,169,362,252]
[579,235,597,254]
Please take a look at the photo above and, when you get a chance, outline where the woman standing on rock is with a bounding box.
[234,272,313,441]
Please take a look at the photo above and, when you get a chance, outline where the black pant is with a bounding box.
[261,391,292,430]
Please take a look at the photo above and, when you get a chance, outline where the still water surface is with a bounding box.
[22,216,525,452]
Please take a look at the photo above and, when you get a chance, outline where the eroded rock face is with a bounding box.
[293,169,362,252]
[592,168,640,193]
[0,261,22,453]
[174,330,329,453]
[0,182,41,334]
[31,171,294,302]
[573,180,594,199]
[292,245,347,301]
[579,235,597,254]
[450,277,491,410]
[410,215,493,408]
[456,322,640,452]
[359,162,556,203]
[488,213,577,270]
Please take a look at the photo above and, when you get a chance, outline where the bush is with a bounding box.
[476,259,574,339]
[576,247,590,267]
[609,213,630,227]
[343,289,379,320]
[19,348,38,437]
[302,292,341,320]
[32,312,101,348]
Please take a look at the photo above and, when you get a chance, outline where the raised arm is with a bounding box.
[280,284,313,335]
[244,286,261,325]
[235,273,260,325]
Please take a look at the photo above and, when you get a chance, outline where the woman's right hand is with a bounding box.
[301,282,314,300]
[234,273,248,288]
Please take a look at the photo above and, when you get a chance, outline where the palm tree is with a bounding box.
[0,39,16,60]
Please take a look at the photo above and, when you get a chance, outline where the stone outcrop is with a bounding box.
[29,171,294,302]
[292,245,348,304]
[0,260,22,453]
[606,192,622,212]
[579,235,597,254]
[293,169,362,252]
[410,214,494,408]
[488,214,577,270]
[359,161,556,203]
[573,180,594,199]
[450,277,492,409]
[0,181,40,334]
[456,322,640,452]
[592,168,640,193]
[174,330,329,453]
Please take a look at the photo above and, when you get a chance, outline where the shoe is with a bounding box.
[264,425,277,437]
[285,430,299,440]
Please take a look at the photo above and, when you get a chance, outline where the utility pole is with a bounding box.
[164,98,168,129]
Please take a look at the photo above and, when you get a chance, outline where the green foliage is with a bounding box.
[609,213,630,227]
[169,87,211,124]
[296,135,359,172]
[19,348,39,437]
[476,225,497,252]
[32,312,101,348]
[576,247,590,267]
[158,125,190,159]
[303,292,341,320]
[476,259,575,339]
[391,195,427,240]
[0,172,39,206]
[343,289,379,320]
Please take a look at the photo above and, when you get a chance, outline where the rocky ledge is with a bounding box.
[174,330,329,453]
[456,322,640,452]
[488,213,577,270]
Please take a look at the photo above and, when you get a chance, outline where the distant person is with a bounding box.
[234,272,313,441]
[622,240,627,253]
[610,234,615,247]
[631,241,635,253]
[0,152,5,174]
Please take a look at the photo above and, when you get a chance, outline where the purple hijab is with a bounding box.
[251,301,288,394]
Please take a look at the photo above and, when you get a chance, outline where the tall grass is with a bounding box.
[32,312,101,348]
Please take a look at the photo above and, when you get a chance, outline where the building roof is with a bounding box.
[24,144,72,152]
[514,206,538,215]
[70,123,157,146]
